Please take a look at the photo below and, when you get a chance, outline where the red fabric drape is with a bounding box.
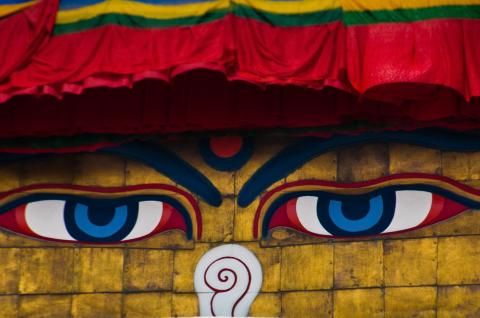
[1,71,479,139]
[0,0,58,83]
[1,12,479,103]
[0,3,480,138]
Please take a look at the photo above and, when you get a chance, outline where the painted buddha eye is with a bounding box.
[266,190,468,237]
[255,175,480,239]
[0,195,192,243]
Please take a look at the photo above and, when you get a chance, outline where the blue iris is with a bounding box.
[328,196,384,232]
[316,191,395,236]
[64,201,138,243]
[73,203,128,238]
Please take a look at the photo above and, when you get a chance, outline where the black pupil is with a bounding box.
[85,205,117,226]
[339,198,371,220]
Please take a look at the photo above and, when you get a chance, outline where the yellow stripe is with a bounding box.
[56,0,229,24]
[232,0,340,14]
[343,0,480,12]
[55,0,480,26]
[0,1,36,17]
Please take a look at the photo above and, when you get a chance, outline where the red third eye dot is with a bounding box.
[209,136,243,158]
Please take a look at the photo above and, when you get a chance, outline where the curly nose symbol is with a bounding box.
[194,244,263,317]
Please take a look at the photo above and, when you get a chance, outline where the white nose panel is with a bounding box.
[194,244,263,317]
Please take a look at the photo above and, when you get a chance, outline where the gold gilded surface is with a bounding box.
[438,285,480,318]
[19,295,71,318]
[438,235,480,285]
[442,152,469,181]
[173,243,210,292]
[0,248,19,293]
[123,292,172,318]
[384,238,437,286]
[250,293,281,317]
[333,289,384,318]
[21,157,75,185]
[198,197,234,242]
[243,242,280,292]
[71,293,122,318]
[124,249,173,291]
[337,144,388,182]
[73,154,125,186]
[281,244,333,290]
[0,296,18,317]
[286,152,337,182]
[19,248,74,294]
[73,248,124,292]
[0,140,479,316]
[172,293,198,317]
[389,144,441,174]
[385,287,436,318]
[282,291,332,318]
[468,152,480,180]
[124,230,193,249]
[0,163,20,192]
[334,241,383,288]
[125,160,174,185]
[234,203,257,242]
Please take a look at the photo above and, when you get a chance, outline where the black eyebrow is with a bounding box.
[237,129,480,207]
[0,142,222,207]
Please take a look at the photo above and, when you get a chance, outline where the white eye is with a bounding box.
[382,190,432,233]
[122,201,163,241]
[25,200,74,240]
[285,191,433,237]
[296,196,330,235]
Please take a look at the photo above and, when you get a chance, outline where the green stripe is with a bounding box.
[54,8,229,35]
[54,5,342,34]
[345,4,480,25]
[54,4,480,35]
[232,5,342,27]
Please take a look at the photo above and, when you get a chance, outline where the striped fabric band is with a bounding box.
[53,0,480,34]
[0,0,37,17]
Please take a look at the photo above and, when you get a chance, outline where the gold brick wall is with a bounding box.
[0,139,479,317]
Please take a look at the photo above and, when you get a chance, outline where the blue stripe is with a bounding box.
[59,0,104,10]
[0,0,32,4]
[59,0,214,10]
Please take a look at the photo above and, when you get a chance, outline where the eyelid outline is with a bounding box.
[253,173,480,239]
[0,183,202,240]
